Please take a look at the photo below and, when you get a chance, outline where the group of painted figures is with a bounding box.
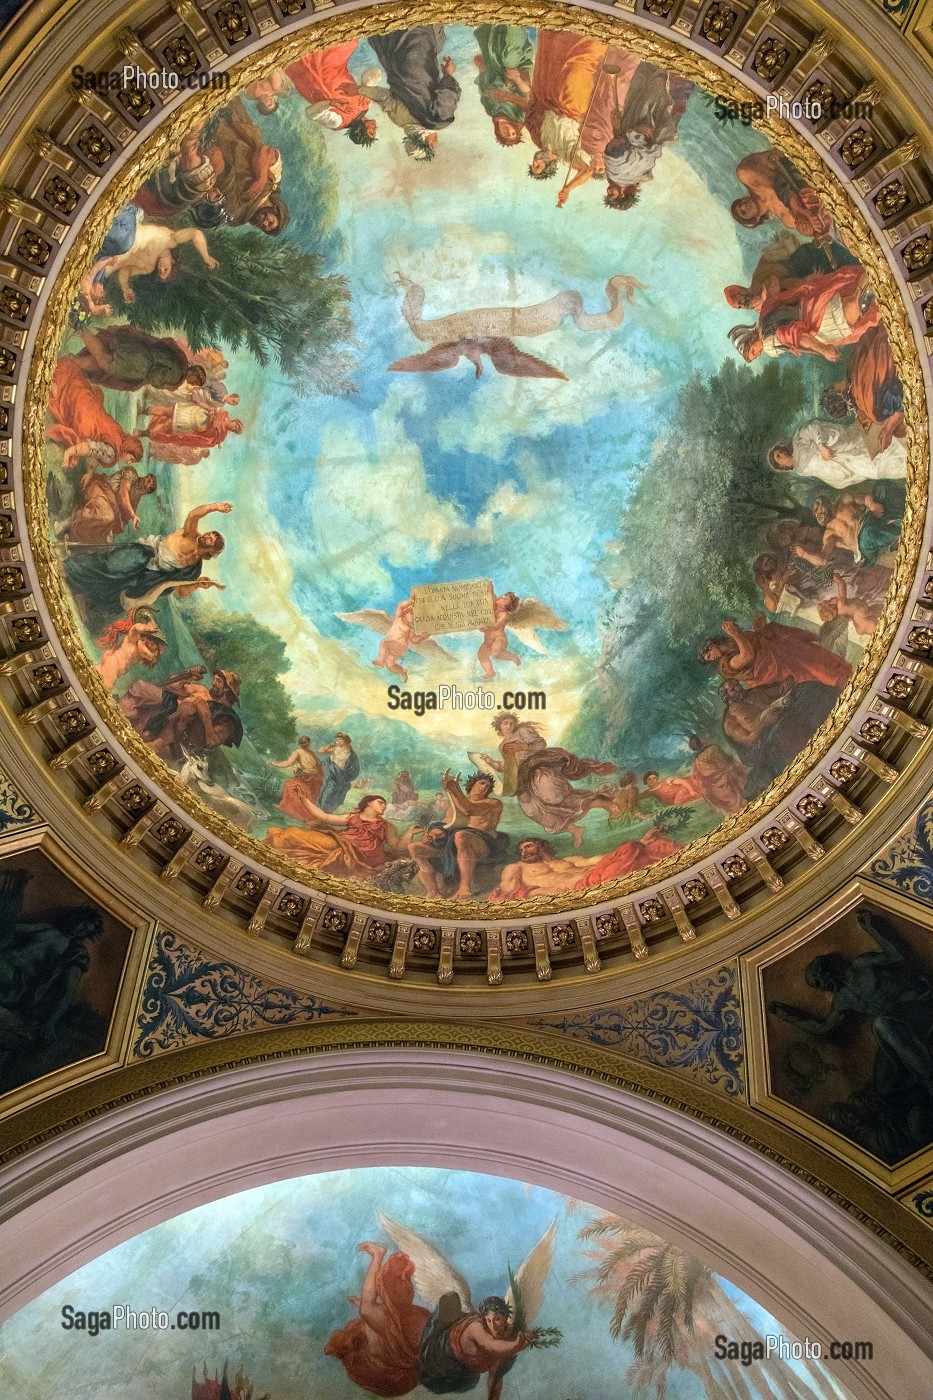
[245,24,692,203]
[42,23,906,901]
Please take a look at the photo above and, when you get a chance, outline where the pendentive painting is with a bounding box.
[0,1166,859,1398]
[0,849,131,1098]
[763,899,933,1167]
[41,21,909,905]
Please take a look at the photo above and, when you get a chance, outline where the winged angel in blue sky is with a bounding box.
[324,1214,560,1397]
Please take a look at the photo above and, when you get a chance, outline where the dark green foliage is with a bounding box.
[180,604,296,757]
[526,1327,563,1348]
[612,359,809,648]
[567,359,815,768]
[254,102,344,262]
[111,224,357,396]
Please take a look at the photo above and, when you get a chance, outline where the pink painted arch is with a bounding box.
[0,1049,929,1399]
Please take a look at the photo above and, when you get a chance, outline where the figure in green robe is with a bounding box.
[473,24,534,146]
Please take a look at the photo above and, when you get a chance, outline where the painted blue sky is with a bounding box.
[0,1167,854,1400]
[176,25,773,747]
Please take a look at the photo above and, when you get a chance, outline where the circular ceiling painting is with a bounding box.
[36,19,913,912]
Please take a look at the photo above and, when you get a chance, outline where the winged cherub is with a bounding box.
[388,271,644,380]
[478,591,567,678]
[324,1214,560,1398]
[337,596,454,684]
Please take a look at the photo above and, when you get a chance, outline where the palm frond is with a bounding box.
[624,1270,670,1359]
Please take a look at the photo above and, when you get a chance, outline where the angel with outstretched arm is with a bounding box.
[323,1215,560,1397]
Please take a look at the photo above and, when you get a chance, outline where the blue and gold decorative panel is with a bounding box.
[0,766,40,837]
[133,929,359,1056]
[909,1188,933,1224]
[875,0,922,28]
[866,796,933,907]
[529,965,744,1097]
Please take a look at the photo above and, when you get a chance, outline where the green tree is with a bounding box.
[112,224,357,395]
[611,358,810,649]
[179,603,296,758]
[564,358,823,767]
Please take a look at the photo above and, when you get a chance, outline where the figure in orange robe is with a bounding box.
[579,49,640,160]
[264,803,392,878]
[285,40,372,131]
[687,737,749,815]
[47,356,143,466]
[525,30,607,151]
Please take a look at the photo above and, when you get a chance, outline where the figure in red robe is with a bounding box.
[487,832,680,899]
[730,265,880,363]
[644,742,748,814]
[285,40,377,146]
[143,403,244,457]
[324,1232,548,1400]
[643,770,703,806]
[573,829,681,887]
[325,1249,428,1397]
[700,615,852,690]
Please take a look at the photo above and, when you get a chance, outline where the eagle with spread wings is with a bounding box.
[323,1215,560,1399]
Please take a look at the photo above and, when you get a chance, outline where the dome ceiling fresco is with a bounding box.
[1,0,933,1388]
[30,16,922,920]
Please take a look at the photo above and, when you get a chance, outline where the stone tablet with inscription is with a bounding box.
[412,579,496,635]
